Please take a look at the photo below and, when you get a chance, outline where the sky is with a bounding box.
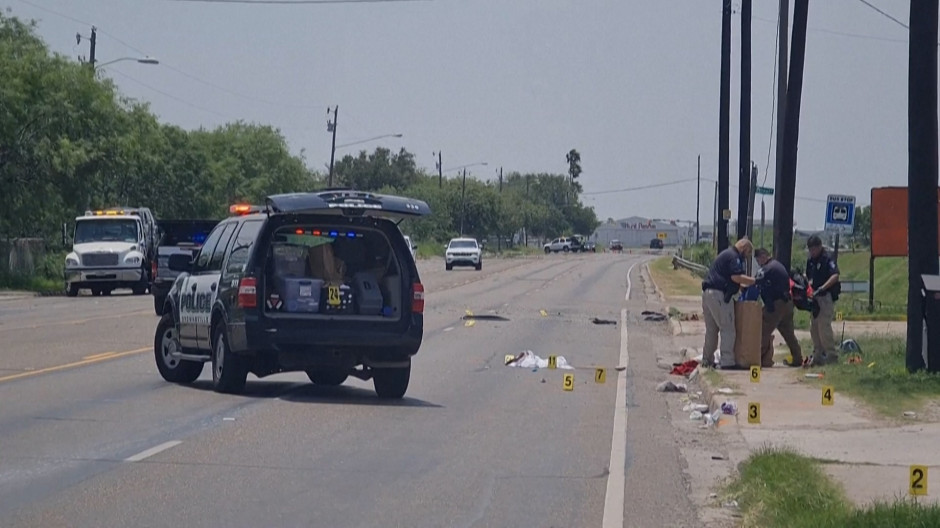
[3,0,919,230]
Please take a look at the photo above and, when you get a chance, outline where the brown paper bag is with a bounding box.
[733,300,762,368]
[306,244,345,284]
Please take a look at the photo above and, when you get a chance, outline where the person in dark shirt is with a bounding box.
[806,235,841,365]
[755,248,803,368]
[701,238,756,368]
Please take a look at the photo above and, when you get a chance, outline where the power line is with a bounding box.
[159,64,320,109]
[753,14,907,44]
[159,0,429,4]
[856,0,908,30]
[107,68,229,119]
[581,179,698,196]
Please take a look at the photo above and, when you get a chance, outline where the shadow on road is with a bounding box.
[182,379,443,408]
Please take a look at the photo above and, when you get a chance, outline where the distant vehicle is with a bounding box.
[609,239,623,252]
[151,219,220,315]
[154,190,430,398]
[445,238,482,271]
[583,240,597,253]
[403,235,417,261]
[544,237,577,253]
[649,238,664,249]
[65,207,158,297]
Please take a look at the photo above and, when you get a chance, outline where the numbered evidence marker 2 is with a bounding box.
[750,365,761,383]
[747,403,761,424]
[594,368,606,384]
[910,466,928,496]
[548,355,558,369]
[563,373,574,392]
[822,386,834,406]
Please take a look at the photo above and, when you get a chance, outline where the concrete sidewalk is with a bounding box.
[662,294,939,509]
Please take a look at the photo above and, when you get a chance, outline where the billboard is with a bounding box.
[870,186,940,257]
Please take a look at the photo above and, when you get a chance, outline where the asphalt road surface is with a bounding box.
[0,253,697,528]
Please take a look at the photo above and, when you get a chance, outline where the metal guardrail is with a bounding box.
[672,256,709,277]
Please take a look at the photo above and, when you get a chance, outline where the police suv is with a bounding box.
[154,190,430,399]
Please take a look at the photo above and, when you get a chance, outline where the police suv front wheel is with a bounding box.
[211,324,247,394]
[154,313,203,384]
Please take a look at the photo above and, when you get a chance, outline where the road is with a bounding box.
[0,253,697,528]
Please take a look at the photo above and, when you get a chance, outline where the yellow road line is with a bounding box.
[82,351,118,360]
[0,347,150,384]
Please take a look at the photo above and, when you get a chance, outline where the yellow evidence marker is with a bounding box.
[750,365,761,383]
[747,403,761,424]
[910,466,928,496]
[594,368,606,384]
[563,373,574,391]
[822,386,834,406]
[548,355,557,369]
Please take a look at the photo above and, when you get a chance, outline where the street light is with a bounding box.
[335,133,403,150]
[94,56,159,70]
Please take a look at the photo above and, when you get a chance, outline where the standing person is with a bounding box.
[701,238,756,368]
[806,235,841,365]
[754,248,803,368]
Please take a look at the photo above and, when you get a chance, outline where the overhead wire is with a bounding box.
[855,0,908,30]
[159,0,429,4]
[107,68,229,119]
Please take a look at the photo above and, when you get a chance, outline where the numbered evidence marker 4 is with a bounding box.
[747,402,761,424]
[594,368,606,384]
[548,355,558,369]
[910,466,928,496]
[750,365,761,383]
[822,386,834,406]
[563,373,574,392]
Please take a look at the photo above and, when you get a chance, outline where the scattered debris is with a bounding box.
[591,317,617,325]
[711,456,726,461]
[689,410,704,420]
[721,401,738,415]
[223,417,235,421]
[505,350,575,370]
[804,373,824,379]
[641,310,667,322]
[709,493,718,499]
[656,380,688,393]
[683,403,709,413]
[670,360,700,377]
[904,411,917,419]
[717,388,734,394]
[840,339,862,353]
[462,314,510,322]
[704,409,723,426]
[678,312,701,321]
[722,500,739,509]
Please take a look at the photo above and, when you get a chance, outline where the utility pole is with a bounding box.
[746,163,758,241]
[775,0,789,222]
[738,0,753,241]
[327,105,338,187]
[908,0,940,373]
[713,181,719,250]
[774,0,809,272]
[77,26,97,70]
[498,167,503,252]
[436,151,443,188]
[460,169,467,236]
[695,154,702,244]
[524,175,530,247]
[717,0,732,251]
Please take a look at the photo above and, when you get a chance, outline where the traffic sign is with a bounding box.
[756,186,774,196]
[657,232,667,240]
[825,194,856,234]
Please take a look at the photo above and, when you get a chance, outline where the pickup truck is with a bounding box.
[151,219,219,315]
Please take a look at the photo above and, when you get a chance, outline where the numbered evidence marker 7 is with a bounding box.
[594,368,606,384]
[822,386,834,406]
[750,365,761,383]
[548,355,558,369]
[563,373,574,392]
[747,403,761,424]
[910,465,928,496]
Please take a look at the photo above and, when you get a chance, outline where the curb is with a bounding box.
[644,260,685,336]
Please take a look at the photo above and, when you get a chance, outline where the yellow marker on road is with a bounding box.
[750,365,761,383]
[563,373,574,391]
[910,466,928,496]
[747,403,761,424]
[464,320,475,327]
[540,309,548,317]
[594,368,606,384]
[504,354,515,365]
[836,311,844,321]
[548,355,558,369]
[822,386,834,406]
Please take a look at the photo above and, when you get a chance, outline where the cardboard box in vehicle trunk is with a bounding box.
[306,243,345,283]
[733,300,762,368]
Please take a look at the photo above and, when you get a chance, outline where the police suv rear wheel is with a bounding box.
[211,324,247,394]
[154,313,203,383]
[373,364,411,399]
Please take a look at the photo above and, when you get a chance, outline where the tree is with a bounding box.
[566,149,582,180]
[853,205,871,248]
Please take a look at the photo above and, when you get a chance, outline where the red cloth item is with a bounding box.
[670,360,700,376]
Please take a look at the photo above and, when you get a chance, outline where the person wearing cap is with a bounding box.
[806,235,841,365]
[755,248,803,368]
[701,238,756,369]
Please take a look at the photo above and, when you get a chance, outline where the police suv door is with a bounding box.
[178,223,234,349]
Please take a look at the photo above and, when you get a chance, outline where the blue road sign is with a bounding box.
[825,194,856,234]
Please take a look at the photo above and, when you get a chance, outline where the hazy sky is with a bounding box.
[5,0,918,230]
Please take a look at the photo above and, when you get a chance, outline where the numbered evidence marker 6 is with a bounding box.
[563,373,574,392]
[822,386,834,406]
[594,368,606,384]
[750,365,761,383]
[548,355,558,369]
[910,466,928,496]
[747,403,761,424]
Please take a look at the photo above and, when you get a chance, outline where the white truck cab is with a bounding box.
[65,207,157,297]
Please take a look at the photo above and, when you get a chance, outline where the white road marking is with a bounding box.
[605,262,637,527]
[443,327,454,332]
[124,440,183,463]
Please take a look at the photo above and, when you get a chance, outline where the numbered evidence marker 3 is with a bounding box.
[910,466,928,496]
[548,355,558,369]
[563,373,574,391]
[747,403,761,424]
[750,365,761,383]
[822,386,834,406]
[594,368,606,384]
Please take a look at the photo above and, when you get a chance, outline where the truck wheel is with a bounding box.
[66,283,79,297]
[475,262,482,271]
[91,288,102,297]
[306,369,348,386]
[211,324,247,394]
[373,364,410,399]
[445,263,453,271]
[563,246,570,253]
[154,313,203,383]
[544,247,550,254]
[153,295,166,316]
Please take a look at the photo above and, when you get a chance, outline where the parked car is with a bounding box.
[445,237,482,270]
[544,237,577,253]
[151,219,219,315]
[649,238,664,249]
[153,190,430,399]
[609,239,623,252]
[583,240,597,253]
